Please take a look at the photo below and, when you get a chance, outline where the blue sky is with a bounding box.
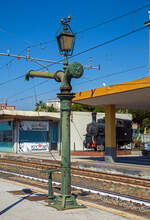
[0,0,149,110]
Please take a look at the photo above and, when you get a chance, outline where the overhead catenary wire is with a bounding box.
[0,48,27,71]
[9,62,147,103]
[31,79,57,160]
[7,31,148,102]
[11,87,58,103]
[35,25,147,72]
[0,4,149,105]
[0,27,33,46]
[8,79,49,99]
[6,25,147,102]
[75,3,150,35]
[0,2,149,73]
[9,75,150,104]
[0,74,24,87]
[71,26,146,59]
[0,2,149,84]
[2,3,148,49]
[80,64,148,84]
[9,67,149,104]
[0,45,147,88]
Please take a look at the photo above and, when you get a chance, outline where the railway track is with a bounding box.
[0,158,150,189]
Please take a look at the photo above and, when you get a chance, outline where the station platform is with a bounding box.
[0,151,150,179]
[0,178,139,220]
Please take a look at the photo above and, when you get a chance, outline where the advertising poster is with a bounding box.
[19,142,49,153]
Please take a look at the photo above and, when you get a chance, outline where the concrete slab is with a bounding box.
[0,179,129,220]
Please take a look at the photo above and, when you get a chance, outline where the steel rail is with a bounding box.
[0,158,150,188]
[0,169,150,207]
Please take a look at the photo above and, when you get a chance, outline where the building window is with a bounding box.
[0,122,13,152]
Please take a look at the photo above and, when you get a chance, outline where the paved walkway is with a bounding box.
[0,179,130,220]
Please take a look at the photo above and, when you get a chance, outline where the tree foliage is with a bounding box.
[128,110,150,132]
[72,103,104,112]
[34,100,58,112]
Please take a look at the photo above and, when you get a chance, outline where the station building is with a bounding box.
[0,110,60,153]
[0,109,131,153]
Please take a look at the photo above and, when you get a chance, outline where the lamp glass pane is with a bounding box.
[57,33,74,52]
[63,35,73,51]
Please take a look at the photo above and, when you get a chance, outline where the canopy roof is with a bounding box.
[0,110,60,121]
[73,76,150,110]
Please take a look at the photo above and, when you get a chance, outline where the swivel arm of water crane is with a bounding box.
[25,62,84,92]
[25,70,56,81]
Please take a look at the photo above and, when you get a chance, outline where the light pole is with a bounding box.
[25,16,84,210]
[145,11,150,76]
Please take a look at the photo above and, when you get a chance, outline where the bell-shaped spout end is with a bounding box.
[25,70,33,81]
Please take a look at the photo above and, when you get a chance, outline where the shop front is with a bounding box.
[18,120,50,153]
[0,110,60,153]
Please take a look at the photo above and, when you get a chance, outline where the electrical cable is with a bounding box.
[0,74,24,87]
[23,78,58,160]
[29,39,56,49]
[11,87,58,103]
[33,79,57,160]
[0,2,149,68]
[0,27,33,45]
[35,25,146,72]
[10,69,149,104]
[75,3,150,35]
[12,3,150,49]
[0,48,27,71]
[79,64,148,85]
[0,3,148,84]
[71,26,146,59]
[6,3,149,49]
[8,79,49,99]
[0,7,148,103]
[16,25,146,96]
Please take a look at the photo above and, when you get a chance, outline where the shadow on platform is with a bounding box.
[0,189,33,216]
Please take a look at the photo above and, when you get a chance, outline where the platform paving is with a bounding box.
[0,178,131,220]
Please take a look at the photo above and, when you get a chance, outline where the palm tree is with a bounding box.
[35,100,57,112]
[35,101,47,111]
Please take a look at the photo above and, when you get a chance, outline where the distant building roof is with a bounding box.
[0,103,15,110]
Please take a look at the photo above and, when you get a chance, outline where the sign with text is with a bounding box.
[19,121,49,131]
[19,142,49,153]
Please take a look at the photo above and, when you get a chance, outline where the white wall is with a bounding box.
[46,100,60,111]
[70,112,132,151]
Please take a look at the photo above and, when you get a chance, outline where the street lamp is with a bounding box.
[56,15,75,56]
[25,16,84,210]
